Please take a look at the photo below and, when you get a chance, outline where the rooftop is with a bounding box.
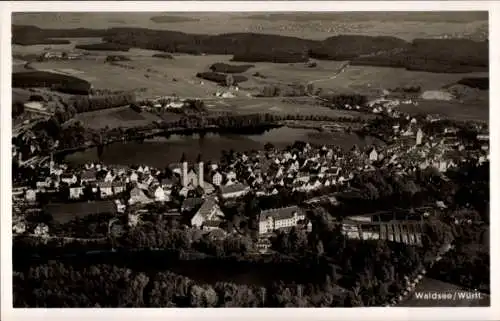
[259,205,303,222]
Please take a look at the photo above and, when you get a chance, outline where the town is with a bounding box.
[10,11,490,309]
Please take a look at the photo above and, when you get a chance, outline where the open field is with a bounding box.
[401,277,489,307]
[398,99,488,122]
[205,97,377,119]
[73,106,162,130]
[311,65,489,95]
[13,12,487,41]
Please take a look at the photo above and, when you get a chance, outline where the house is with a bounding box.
[152,185,167,202]
[13,221,26,234]
[212,172,223,186]
[112,181,126,194]
[61,174,78,185]
[220,183,250,199]
[416,128,424,146]
[258,206,306,235]
[191,197,224,228]
[69,186,84,200]
[104,171,115,182]
[34,224,49,236]
[368,148,378,162]
[226,171,237,182]
[25,189,37,202]
[100,182,114,198]
[81,170,97,183]
[128,187,152,205]
[130,172,139,182]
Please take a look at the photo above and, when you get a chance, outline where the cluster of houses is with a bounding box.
[40,51,83,61]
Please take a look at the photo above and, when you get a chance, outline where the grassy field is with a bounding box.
[73,106,162,130]
[314,65,489,95]
[398,99,488,122]
[205,97,377,119]
[401,277,490,307]
[12,12,487,41]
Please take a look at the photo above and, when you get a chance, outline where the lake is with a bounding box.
[65,127,383,168]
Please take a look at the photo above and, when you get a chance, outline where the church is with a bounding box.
[178,154,214,195]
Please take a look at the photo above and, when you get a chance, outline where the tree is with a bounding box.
[225,74,234,87]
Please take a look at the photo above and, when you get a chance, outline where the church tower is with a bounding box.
[181,153,188,187]
[416,128,423,146]
[196,154,204,189]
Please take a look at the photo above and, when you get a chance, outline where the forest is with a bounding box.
[209,62,254,74]
[196,72,248,85]
[75,42,131,51]
[12,71,92,95]
[12,25,488,72]
[456,77,489,90]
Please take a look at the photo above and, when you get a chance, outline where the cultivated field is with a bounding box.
[314,65,489,95]
[13,12,487,41]
[73,106,162,130]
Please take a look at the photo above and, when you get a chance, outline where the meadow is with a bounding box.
[73,106,162,130]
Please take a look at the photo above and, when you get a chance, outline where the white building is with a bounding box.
[212,172,223,186]
[258,206,306,235]
[69,186,84,200]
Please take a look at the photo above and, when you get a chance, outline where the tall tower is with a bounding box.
[181,153,188,187]
[197,154,204,189]
[416,128,423,146]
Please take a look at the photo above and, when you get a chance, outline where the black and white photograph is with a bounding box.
[4,3,493,314]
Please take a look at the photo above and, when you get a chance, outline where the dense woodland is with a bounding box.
[75,43,131,51]
[12,25,488,72]
[456,77,489,90]
[196,72,248,85]
[209,63,254,74]
[12,71,92,95]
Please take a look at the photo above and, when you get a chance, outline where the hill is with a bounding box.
[12,25,489,73]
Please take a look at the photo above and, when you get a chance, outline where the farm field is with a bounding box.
[314,65,489,95]
[205,97,377,119]
[73,106,162,130]
[13,12,487,41]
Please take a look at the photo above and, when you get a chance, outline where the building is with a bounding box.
[191,197,224,228]
[220,183,251,199]
[128,187,153,205]
[100,182,114,198]
[112,181,126,194]
[25,189,37,202]
[23,101,53,116]
[368,148,378,162]
[416,128,424,146]
[152,185,167,202]
[69,186,84,200]
[61,174,78,185]
[258,206,306,235]
[212,172,223,186]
